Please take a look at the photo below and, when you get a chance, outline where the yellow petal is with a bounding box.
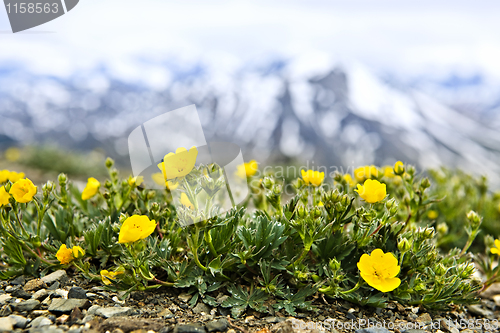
[180,193,194,209]
[357,254,376,275]
[378,277,401,293]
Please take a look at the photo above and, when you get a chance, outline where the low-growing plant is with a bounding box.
[0,156,499,317]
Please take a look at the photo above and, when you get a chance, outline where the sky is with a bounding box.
[1,0,500,83]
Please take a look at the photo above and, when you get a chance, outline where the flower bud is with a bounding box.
[458,263,475,278]
[103,192,111,200]
[311,274,320,283]
[333,171,343,183]
[385,198,396,209]
[104,180,112,189]
[262,177,275,189]
[406,165,416,176]
[147,191,156,200]
[331,189,340,203]
[110,169,119,179]
[329,258,341,271]
[466,210,482,229]
[297,206,307,218]
[389,205,399,216]
[151,202,160,213]
[105,157,114,169]
[437,222,448,235]
[341,194,350,207]
[484,234,495,249]
[398,238,411,253]
[58,173,67,185]
[403,195,411,206]
[273,184,282,195]
[420,178,431,189]
[43,181,54,192]
[394,161,405,176]
[312,207,322,219]
[423,227,435,239]
[4,182,12,192]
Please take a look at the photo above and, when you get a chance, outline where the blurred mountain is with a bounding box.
[0,59,499,184]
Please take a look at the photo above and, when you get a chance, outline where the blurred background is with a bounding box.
[1,0,500,185]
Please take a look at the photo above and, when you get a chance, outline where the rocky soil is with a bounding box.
[0,270,499,333]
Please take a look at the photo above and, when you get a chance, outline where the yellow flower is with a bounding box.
[355,179,387,203]
[157,146,198,180]
[0,186,10,207]
[427,210,438,220]
[118,215,157,243]
[100,270,124,285]
[0,170,9,183]
[128,176,144,187]
[394,161,405,175]
[383,166,395,178]
[491,239,500,255]
[72,246,85,259]
[56,244,74,265]
[9,178,37,203]
[354,165,378,182]
[180,193,194,209]
[151,173,179,190]
[5,147,20,162]
[82,177,100,200]
[301,170,325,187]
[8,171,25,183]
[357,248,401,292]
[56,244,85,264]
[236,160,259,178]
[343,174,355,187]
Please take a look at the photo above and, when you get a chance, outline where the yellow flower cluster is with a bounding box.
[357,248,401,292]
[236,160,259,179]
[0,170,25,183]
[354,165,378,182]
[56,244,85,264]
[301,169,325,187]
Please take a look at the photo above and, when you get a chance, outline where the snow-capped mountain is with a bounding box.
[0,59,499,184]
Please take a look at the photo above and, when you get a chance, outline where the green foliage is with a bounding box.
[1,159,498,318]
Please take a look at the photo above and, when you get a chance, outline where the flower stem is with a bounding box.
[192,247,207,272]
[340,279,362,294]
[287,244,311,269]
[13,204,28,236]
[204,229,218,257]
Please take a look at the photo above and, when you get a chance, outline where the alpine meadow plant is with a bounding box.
[0,156,498,317]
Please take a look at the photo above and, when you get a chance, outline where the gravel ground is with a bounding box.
[0,270,498,333]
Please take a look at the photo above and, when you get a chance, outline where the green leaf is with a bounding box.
[221,285,269,318]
